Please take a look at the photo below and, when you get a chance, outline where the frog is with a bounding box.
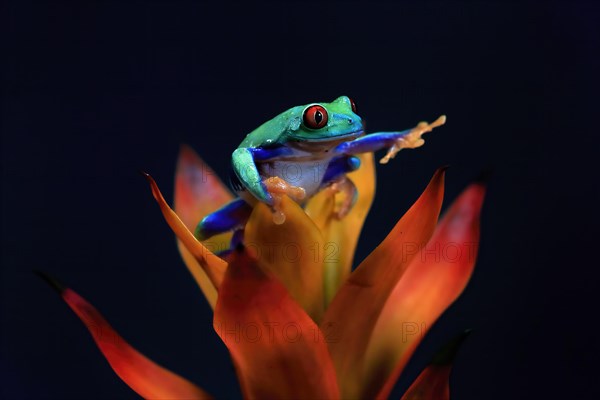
[194,96,445,243]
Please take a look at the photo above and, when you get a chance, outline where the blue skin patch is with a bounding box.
[321,155,361,187]
[333,130,414,155]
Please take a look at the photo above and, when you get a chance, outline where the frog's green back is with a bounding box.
[238,106,304,149]
[237,96,362,149]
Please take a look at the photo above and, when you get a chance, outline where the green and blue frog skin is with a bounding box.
[194,96,445,243]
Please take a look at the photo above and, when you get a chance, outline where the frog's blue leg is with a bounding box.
[335,116,446,163]
[194,198,252,241]
[229,229,245,248]
[232,146,294,205]
[333,131,412,155]
[214,229,245,258]
[321,155,361,187]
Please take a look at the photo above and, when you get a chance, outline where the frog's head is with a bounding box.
[283,96,364,143]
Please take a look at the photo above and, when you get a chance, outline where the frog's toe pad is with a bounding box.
[272,210,286,225]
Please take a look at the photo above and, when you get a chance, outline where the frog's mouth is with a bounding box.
[289,129,365,144]
[289,130,364,152]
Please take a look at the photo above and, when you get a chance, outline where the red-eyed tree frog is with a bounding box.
[195,96,445,244]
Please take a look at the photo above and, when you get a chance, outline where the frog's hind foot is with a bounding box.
[330,176,358,220]
[194,198,252,241]
[264,176,306,225]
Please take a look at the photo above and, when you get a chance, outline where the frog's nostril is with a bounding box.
[347,118,353,124]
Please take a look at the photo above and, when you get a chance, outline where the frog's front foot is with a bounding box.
[380,115,446,164]
[264,176,306,225]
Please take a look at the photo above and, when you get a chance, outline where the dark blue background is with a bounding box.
[2,1,599,399]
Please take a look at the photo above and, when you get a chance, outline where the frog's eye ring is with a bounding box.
[349,98,357,113]
[303,105,328,129]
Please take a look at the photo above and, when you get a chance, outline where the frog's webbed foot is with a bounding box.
[264,176,306,225]
[329,176,358,220]
[380,115,446,164]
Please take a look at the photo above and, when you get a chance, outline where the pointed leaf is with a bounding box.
[175,144,233,234]
[214,246,339,400]
[401,365,451,400]
[321,168,446,400]
[305,152,376,305]
[400,331,471,400]
[38,274,211,399]
[368,183,485,399]
[145,173,226,299]
[174,145,233,308]
[245,196,326,322]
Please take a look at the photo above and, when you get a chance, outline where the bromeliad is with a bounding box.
[39,98,485,399]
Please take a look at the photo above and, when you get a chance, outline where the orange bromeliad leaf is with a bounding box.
[369,182,486,400]
[400,331,471,400]
[213,246,340,400]
[245,196,326,322]
[306,153,377,305]
[174,145,234,308]
[36,272,211,400]
[321,168,446,400]
[145,173,227,298]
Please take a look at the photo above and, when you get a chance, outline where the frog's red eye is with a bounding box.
[349,98,357,113]
[303,105,328,129]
